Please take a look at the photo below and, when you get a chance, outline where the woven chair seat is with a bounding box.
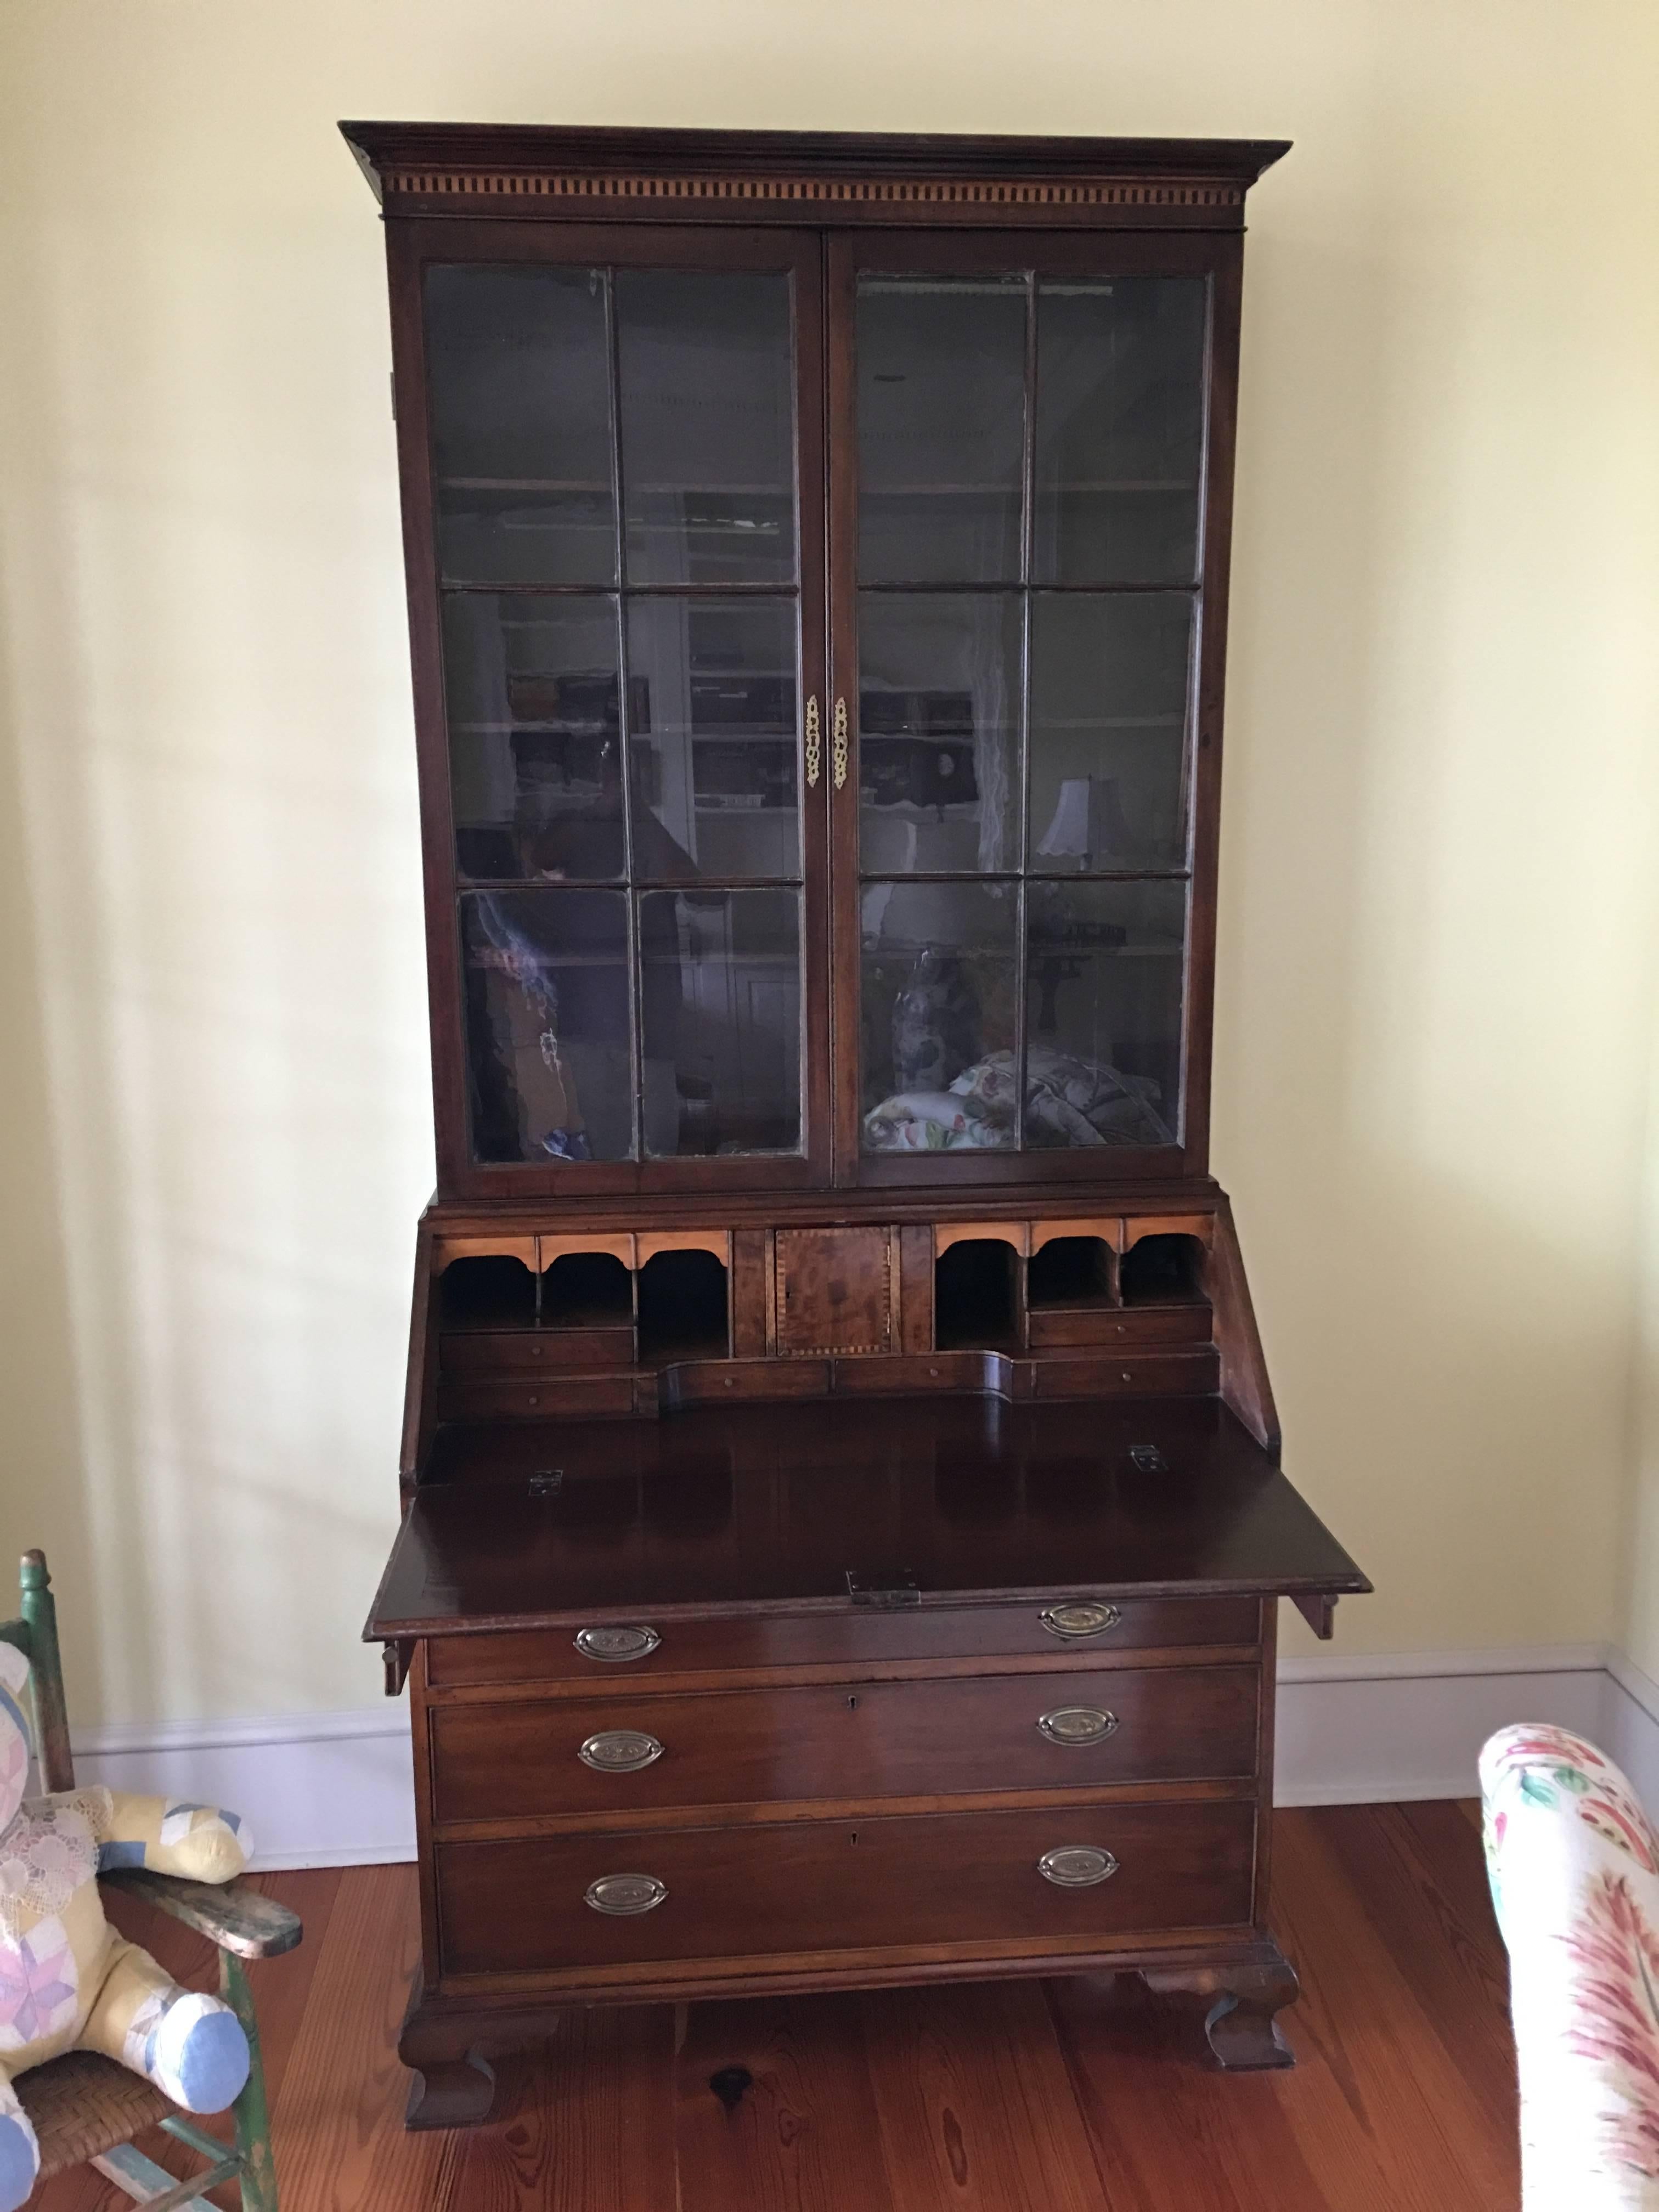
[15,2049,177,2181]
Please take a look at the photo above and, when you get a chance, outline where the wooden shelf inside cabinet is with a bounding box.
[349,119,1362,2129]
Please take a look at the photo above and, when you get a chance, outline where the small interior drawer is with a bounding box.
[663,1361,831,1408]
[441,1329,636,1376]
[1026,1308,1213,1352]
[437,1374,641,1424]
[1030,1350,1220,1399]
[435,1797,1257,1979]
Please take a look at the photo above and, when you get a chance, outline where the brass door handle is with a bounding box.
[805,695,821,788]
[579,1729,665,1773]
[574,1624,661,1663]
[832,697,849,790]
[1038,1846,1119,1889]
[1037,1706,1119,1747]
[585,1872,667,1916]
[1039,1601,1122,1641]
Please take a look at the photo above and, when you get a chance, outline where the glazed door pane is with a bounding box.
[861,882,1018,1149]
[617,271,798,586]
[1024,879,1187,1148]
[1028,593,1194,875]
[626,596,800,882]
[425,257,810,1170]
[1032,278,1207,586]
[856,276,1027,585]
[858,594,1023,875]
[639,889,803,1156]
[443,593,626,884]
[426,266,616,589]
[461,889,632,1163]
[849,258,1206,1160]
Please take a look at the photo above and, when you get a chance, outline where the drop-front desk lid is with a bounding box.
[367,1395,1369,1640]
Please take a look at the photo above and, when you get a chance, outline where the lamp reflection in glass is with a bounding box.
[1035,775,1137,871]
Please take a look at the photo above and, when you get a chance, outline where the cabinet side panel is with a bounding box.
[1209,1197,1280,1453]
[400,1221,439,1493]
[1181,236,1244,1177]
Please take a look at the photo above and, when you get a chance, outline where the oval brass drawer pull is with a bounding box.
[1037,1706,1119,1747]
[1040,1601,1122,1641]
[579,1729,664,1774]
[574,1624,661,1663]
[585,1872,667,1916]
[1038,1845,1119,1889]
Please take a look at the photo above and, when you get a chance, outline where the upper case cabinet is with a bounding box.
[346,125,1285,1200]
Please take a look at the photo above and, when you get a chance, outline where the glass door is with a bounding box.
[402,225,828,1194]
[827,232,1228,1182]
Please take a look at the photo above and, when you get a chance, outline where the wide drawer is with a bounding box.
[424,1594,1262,1690]
[436,1798,1257,1978]
[430,1662,1259,1824]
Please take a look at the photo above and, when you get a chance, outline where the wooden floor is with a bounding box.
[34,1801,1518,2212]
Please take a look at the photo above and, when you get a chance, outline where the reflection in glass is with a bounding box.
[858,595,1023,875]
[425,266,616,588]
[639,889,802,1155]
[1034,278,1206,585]
[1028,595,1194,874]
[617,271,796,586]
[443,594,627,882]
[461,889,634,1163]
[627,599,800,882]
[857,276,1028,585]
[1024,878,1187,1147]
[860,880,1018,1150]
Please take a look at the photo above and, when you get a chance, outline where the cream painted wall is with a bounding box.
[2,0,1658,1726]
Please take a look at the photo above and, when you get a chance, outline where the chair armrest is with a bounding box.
[100,1870,303,1961]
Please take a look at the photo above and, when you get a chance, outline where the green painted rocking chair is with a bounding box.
[0,1551,299,2211]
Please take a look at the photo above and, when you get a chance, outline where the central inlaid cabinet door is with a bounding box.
[774,1225,895,1356]
[402,224,831,1196]
[825,231,1227,1186]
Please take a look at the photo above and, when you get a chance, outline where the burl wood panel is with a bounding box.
[774,1228,895,1357]
[429,1664,1260,1824]
[435,1799,1257,1977]
[422,1598,1263,1691]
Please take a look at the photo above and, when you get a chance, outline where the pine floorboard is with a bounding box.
[29,1802,1519,2211]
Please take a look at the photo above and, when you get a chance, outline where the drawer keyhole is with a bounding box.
[847,1694,859,1710]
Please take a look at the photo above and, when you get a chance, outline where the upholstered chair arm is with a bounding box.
[1481,1724,1659,2208]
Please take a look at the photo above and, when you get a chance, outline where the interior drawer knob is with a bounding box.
[1038,1845,1119,1889]
[579,1729,665,1774]
[1037,1705,1119,1747]
[585,1872,668,1917]
[1040,1601,1122,1641]
[574,1624,662,1663]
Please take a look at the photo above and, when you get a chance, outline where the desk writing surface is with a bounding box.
[368,1396,1368,1639]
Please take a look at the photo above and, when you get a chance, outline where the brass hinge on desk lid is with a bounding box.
[382,1640,414,1696]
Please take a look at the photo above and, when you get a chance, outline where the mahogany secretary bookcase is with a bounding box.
[347,121,1369,2129]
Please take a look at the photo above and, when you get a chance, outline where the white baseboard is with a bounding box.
[63,1643,1659,1870]
[71,1708,416,1871]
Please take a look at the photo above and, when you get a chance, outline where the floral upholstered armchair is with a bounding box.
[1481,1724,1659,2207]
